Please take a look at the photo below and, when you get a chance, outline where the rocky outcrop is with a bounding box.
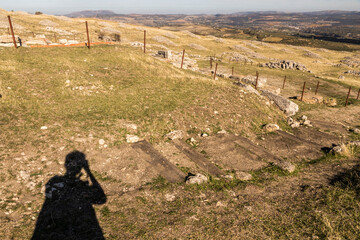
[261,90,299,116]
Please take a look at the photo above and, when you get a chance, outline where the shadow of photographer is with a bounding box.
[32,151,107,240]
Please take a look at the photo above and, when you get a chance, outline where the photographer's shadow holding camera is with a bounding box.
[32,151,107,240]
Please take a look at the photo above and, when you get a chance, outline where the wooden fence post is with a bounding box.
[345,87,351,107]
[214,63,218,80]
[282,76,287,89]
[85,21,90,49]
[7,16,17,49]
[315,81,320,95]
[255,71,259,89]
[301,82,306,102]
[181,49,185,69]
[144,30,146,53]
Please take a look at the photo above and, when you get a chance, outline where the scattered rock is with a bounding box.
[98,139,105,145]
[40,126,48,130]
[324,98,337,107]
[244,206,252,212]
[165,194,176,202]
[276,161,296,173]
[165,130,184,140]
[236,172,253,181]
[287,117,300,128]
[19,171,30,181]
[349,128,360,134]
[331,144,345,154]
[123,123,137,131]
[217,130,227,134]
[264,124,280,133]
[297,96,324,104]
[241,76,267,88]
[261,90,299,116]
[349,141,360,147]
[186,173,208,184]
[233,81,260,96]
[296,115,312,127]
[126,135,140,143]
[131,42,144,47]
[224,175,233,180]
[216,201,226,207]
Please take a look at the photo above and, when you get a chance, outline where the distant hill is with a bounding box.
[65,10,117,18]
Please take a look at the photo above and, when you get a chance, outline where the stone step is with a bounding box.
[172,139,224,176]
[132,140,186,183]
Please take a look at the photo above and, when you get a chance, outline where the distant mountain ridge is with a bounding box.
[65,10,116,18]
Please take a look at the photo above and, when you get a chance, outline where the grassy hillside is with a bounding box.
[1,9,360,239]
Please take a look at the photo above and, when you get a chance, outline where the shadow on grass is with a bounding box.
[330,162,360,197]
[31,151,107,240]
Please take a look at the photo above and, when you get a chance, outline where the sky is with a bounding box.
[1,0,360,15]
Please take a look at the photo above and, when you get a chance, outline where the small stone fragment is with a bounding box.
[186,173,208,184]
[165,130,184,140]
[349,141,360,147]
[40,126,48,130]
[99,139,105,145]
[350,128,360,134]
[216,201,226,207]
[236,172,253,181]
[165,194,176,202]
[126,135,140,143]
[264,124,280,133]
[331,144,345,154]
[277,161,296,173]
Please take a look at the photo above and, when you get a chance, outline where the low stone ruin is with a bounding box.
[260,60,309,72]
[340,56,360,68]
[97,27,121,42]
[344,70,360,76]
[154,50,171,58]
